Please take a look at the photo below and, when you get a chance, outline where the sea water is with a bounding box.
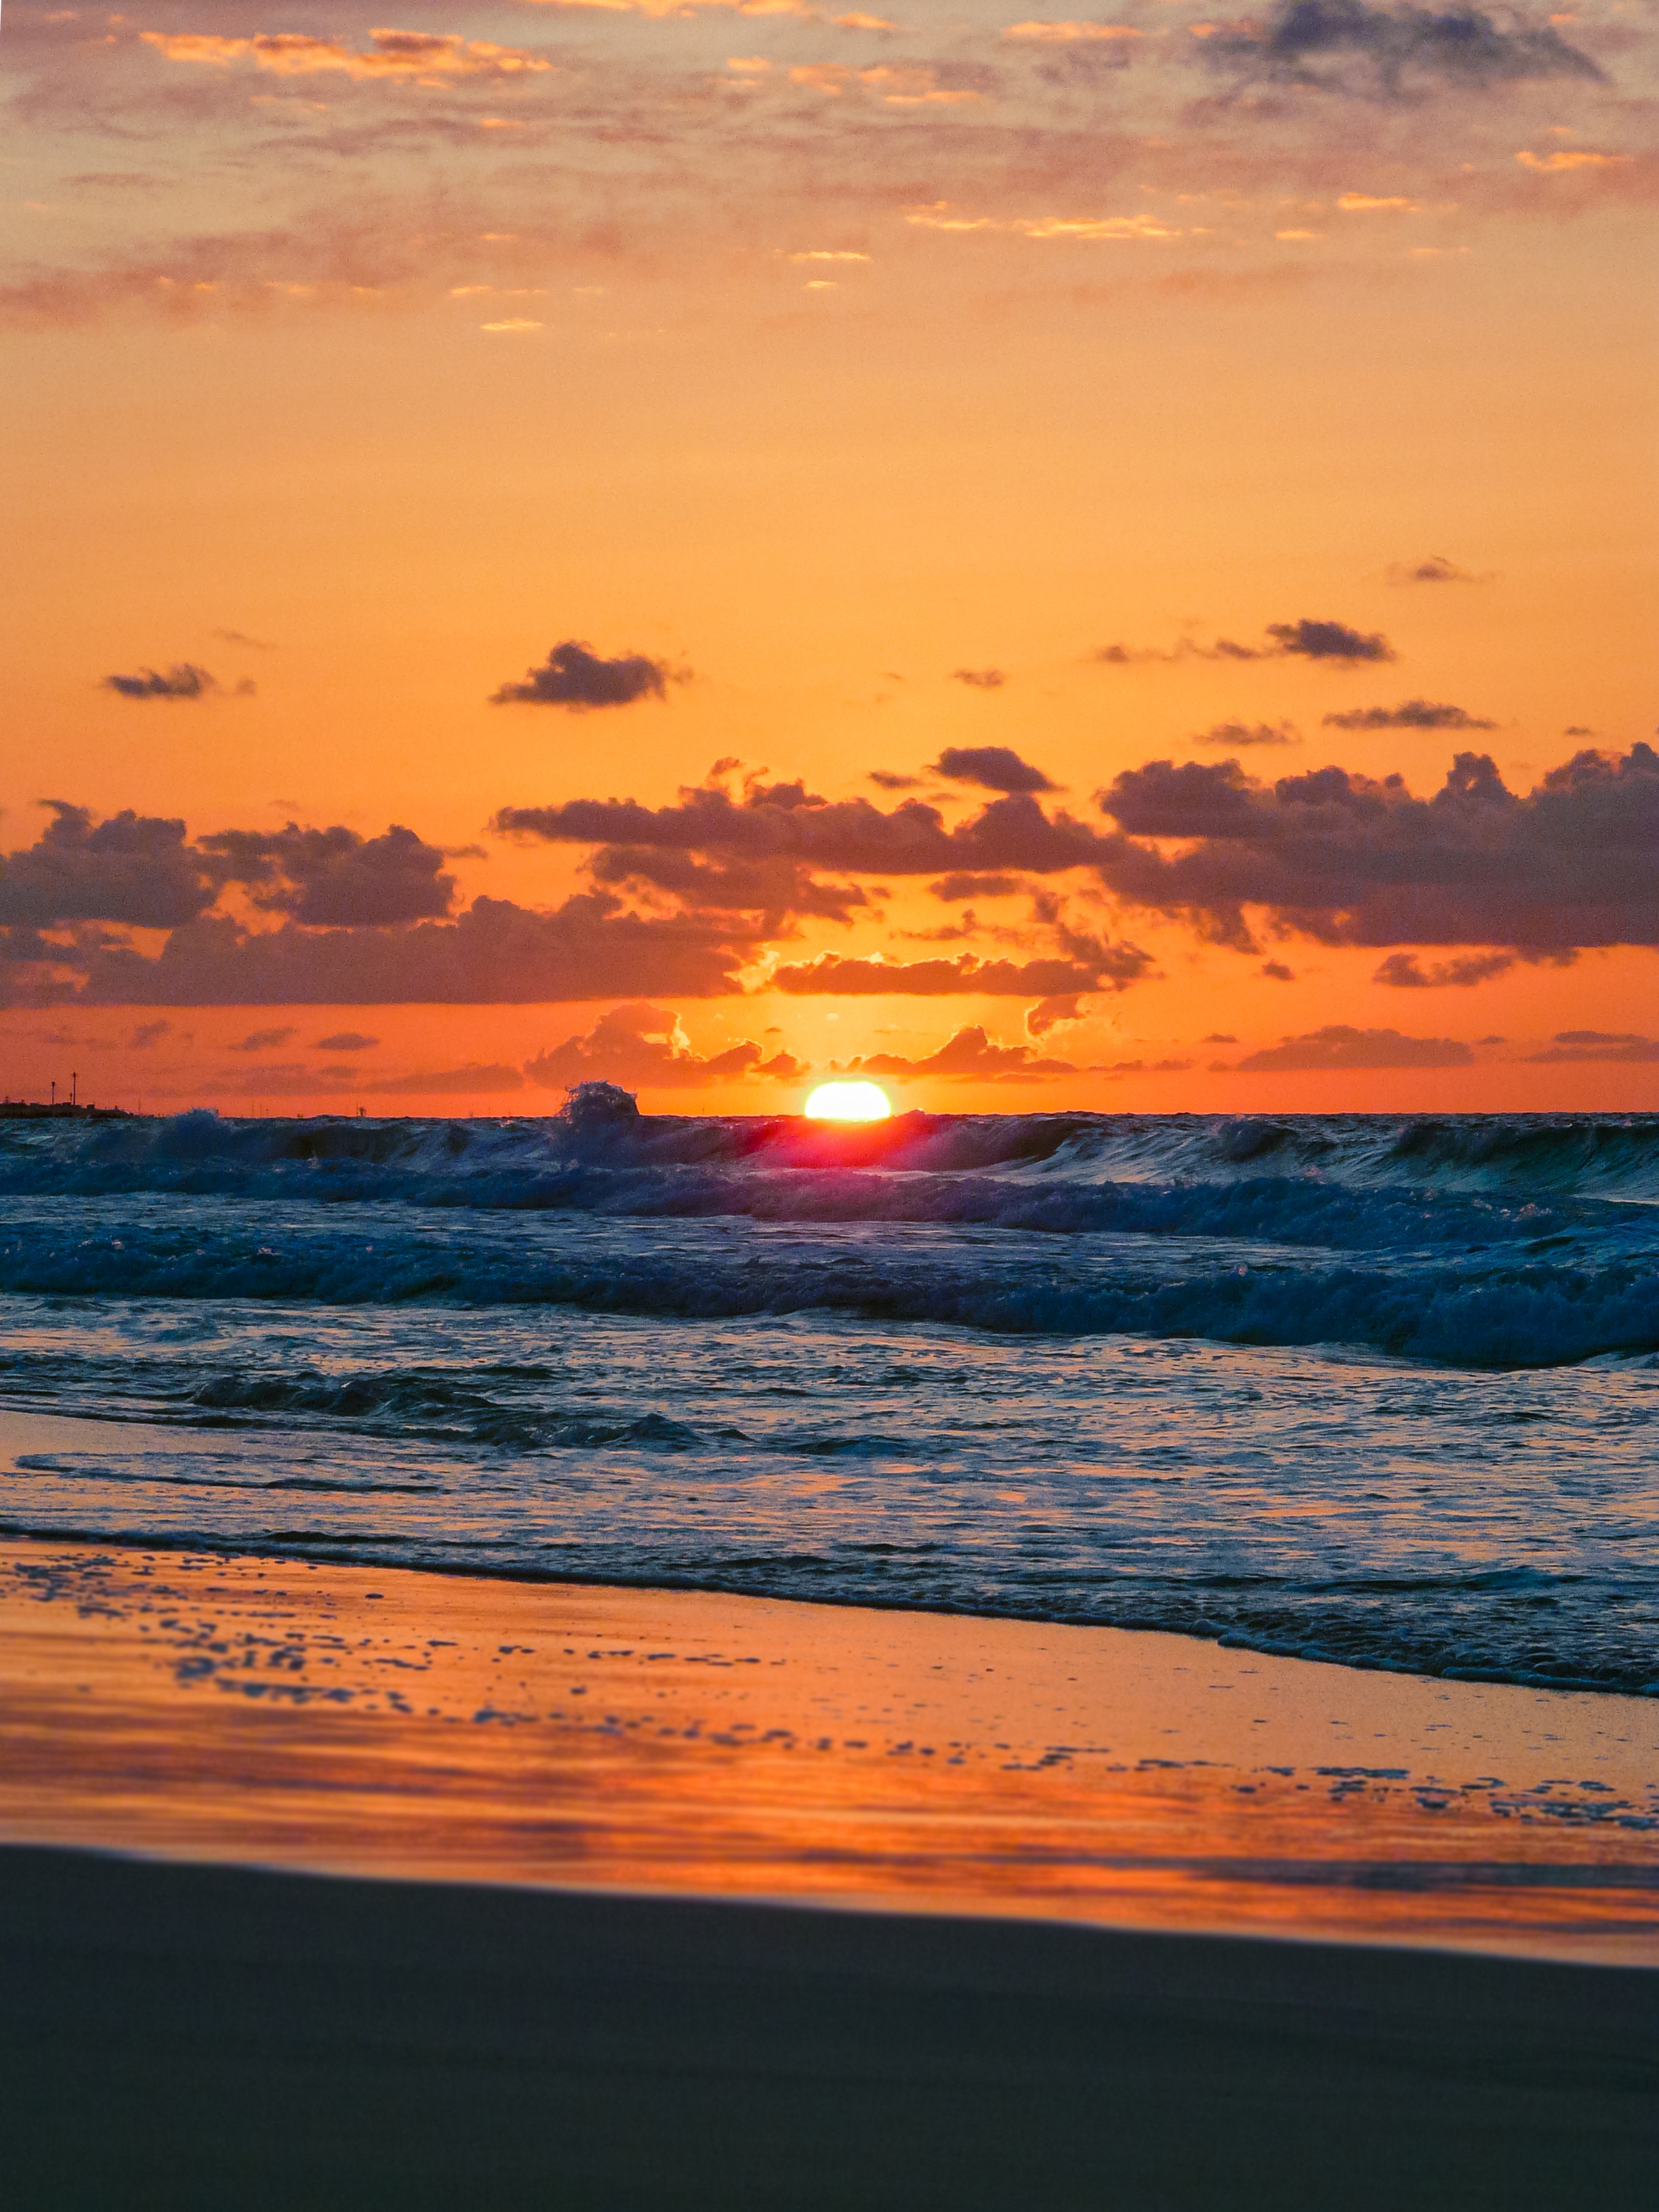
[1,1101,1655,1694]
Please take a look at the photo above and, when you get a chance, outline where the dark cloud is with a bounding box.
[490,641,674,710]
[1260,960,1296,981]
[771,939,1150,996]
[524,1004,804,1092]
[928,873,1025,902]
[586,846,872,929]
[1094,743,1659,954]
[1372,951,1515,987]
[316,1030,378,1051]
[1203,1032,1239,1043]
[1388,555,1483,584]
[931,745,1056,794]
[102,661,218,701]
[0,803,216,928]
[1094,618,1393,667]
[1195,721,1300,748]
[1025,993,1084,1038]
[1231,1025,1475,1071]
[1524,1031,1659,1065]
[201,823,456,926]
[1267,619,1394,663]
[129,1019,171,1049]
[867,771,922,792]
[75,892,754,1006]
[495,782,1111,885]
[840,1025,1078,1082]
[949,668,1007,691]
[1200,1,1602,96]
[1324,700,1496,731]
[227,1025,298,1052]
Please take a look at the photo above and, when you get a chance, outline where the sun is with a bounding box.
[803,1081,892,1122]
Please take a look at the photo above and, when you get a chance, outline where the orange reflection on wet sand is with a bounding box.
[1,1540,1654,1961]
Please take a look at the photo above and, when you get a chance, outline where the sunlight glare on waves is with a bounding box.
[803,1082,891,1122]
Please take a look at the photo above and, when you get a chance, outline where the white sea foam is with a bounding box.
[1,1104,1656,1693]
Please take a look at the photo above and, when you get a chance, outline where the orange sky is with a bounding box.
[1,1,1656,1113]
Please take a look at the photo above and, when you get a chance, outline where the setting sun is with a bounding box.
[803,1082,891,1122]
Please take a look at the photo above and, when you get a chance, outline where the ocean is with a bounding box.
[1,1095,1656,1697]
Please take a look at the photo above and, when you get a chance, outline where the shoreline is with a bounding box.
[3,1534,1654,1963]
[1,1403,1652,1702]
[5,1840,1657,2211]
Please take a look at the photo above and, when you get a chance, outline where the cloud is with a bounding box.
[1094,618,1393,666]
[908,207,1176,241]
[1523,1031,1659,1065]
[1267,619,1394,663]
[1004,21,1143,42]
[1231,1025,1475,1071]
[840,1024,1078,1081]
[928,873,1025,902]
[316,1030,379,1051]
[1260,960,1295,981]
[1198,1,1602,96]
[142,30,552,84]
[1323,699,1496,731]
[949,668,1008,691]
[200,823,456,926]
[1372,951,1515,987]
[1093,742,1659,955]
[75,892,754,1006]
[771,941,1150,994]
[227,1025,299,1052]
[494,781,1113,886]
[1025,991,1083,1037]
[1195,721,1300,748]
[792,63,985,105]
[586,845,872,930]
[129,1019,173,1050]
[930,745,1055,794]
[102,662,218,701]
[490,642,676,710]
[1388,554,1483,584]
[0,803,216,929]
[524,1003,803,1092]
[1517,148,1630,175]
[868,771,921,791]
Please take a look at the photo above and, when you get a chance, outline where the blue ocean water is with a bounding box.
[1,1099,1656,1693]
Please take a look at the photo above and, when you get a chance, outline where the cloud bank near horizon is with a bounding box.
[3,739,1657,1033]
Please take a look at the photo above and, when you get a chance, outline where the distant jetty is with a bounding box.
[0,1102,135,1122]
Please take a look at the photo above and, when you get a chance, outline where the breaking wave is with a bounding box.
[7,1101,1659,1204]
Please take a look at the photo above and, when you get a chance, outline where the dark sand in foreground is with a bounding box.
[5,1841,1658,2211]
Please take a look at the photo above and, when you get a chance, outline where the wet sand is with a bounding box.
[1,1536,1656,1956]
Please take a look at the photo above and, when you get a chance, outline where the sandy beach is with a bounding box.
[6,1840,1658,2212]
[1,1532,1656,2205]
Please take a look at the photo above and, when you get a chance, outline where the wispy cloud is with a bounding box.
[142,30,554,84]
